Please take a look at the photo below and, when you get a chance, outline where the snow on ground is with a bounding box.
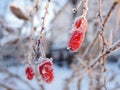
[44,65,73,90]
[0,64,73,90]
[0,62,120,90]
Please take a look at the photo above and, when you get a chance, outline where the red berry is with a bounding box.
[39,59,54,83]
[27,74,33,80]
[74,16,87,33]
[25,66,35,80]
[68,30,85,52]
[75,17,82,29]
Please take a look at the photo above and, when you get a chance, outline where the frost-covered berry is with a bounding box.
[39,59,54,83]
[68,30,85,52]
[25,66,35,80]
[74,16,87,33]
[27,74,33,80]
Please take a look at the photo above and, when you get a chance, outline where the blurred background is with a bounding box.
[0,0,120,90]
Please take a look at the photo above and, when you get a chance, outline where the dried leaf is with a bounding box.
[5,26,15,33]
[10,5,29,20]
[11,38,19,45]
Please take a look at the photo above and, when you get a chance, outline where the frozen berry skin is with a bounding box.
[27,74,33,80]
[25,66,35,80]
[68,30,85,52]
[74,17,82,29]
[74,16,87,33]
[39,60,54,83]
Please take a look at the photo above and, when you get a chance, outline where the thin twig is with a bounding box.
[72,0,83,13]
[91,40,120,68]
[83,0,89,17]
[36,0,51,59]
[82,2,118,59]
[67,40,120,87]
[98,0,107,89]
[40,0,50,35]
[27,0,42,65]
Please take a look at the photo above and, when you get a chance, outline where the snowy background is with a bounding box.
[0,0,120,90]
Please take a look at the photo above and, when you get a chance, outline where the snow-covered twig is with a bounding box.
[67,40,120,87]
[82,0,88,17]
[27,0,42,65]
[36,0,51,58]
[82,2,118,59]
[97,0,107,89]
[91,40,120,68]
[72,0,83,13]
[39,0,50,35]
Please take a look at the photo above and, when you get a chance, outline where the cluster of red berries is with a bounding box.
[39,60,54,83]
[25,58,54,83]
[25,16,88,83]
[26,66,35,80]
[68,16,87,52]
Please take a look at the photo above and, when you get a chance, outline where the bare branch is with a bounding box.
[82,2,118,59]
[91,40,120,68]
[39,0,50,35]
[83,0,89,17]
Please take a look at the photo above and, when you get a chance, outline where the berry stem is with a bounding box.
[82,0,89,17]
